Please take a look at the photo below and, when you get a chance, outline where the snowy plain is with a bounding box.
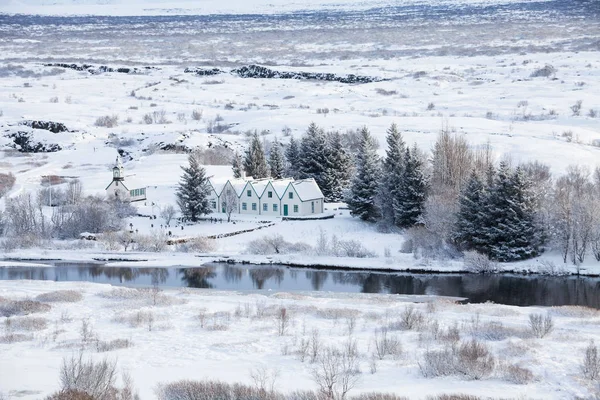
[1,0,600,398]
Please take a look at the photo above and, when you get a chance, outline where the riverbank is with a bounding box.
[1,279,599,400]
[1,247,599,277]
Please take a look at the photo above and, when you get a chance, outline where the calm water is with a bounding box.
[1,262,599,308]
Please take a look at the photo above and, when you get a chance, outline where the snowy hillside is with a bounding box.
[1,0,555,16]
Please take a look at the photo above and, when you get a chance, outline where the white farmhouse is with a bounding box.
[207,177,324,217]
[105,156,147,202]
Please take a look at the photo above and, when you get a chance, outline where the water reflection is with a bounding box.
[1,263,599,308]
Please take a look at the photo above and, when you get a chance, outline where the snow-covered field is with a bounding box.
[2,280,600,399]
[1,0,600,398]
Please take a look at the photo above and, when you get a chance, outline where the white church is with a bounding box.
[207,177,324,217]
[105,156,147,202]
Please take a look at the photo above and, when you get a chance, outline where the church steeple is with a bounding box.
[112,155,124,181]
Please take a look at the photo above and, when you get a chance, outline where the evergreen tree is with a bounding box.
[322,131,352,202]
[231,151,243,178]
[378,123,405,227]
[395,145,427,228]
[453,171,486,251]
[299,122,328,189]
[175,154,212,222]
[243,131,269,179]
[268,138,285,179]
[483,163,540,261]
[285,137,301,179]
[346,127,381,222]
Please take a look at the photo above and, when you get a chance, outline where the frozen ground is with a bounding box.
[1,280,600,399]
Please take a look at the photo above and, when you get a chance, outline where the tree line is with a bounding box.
[238,122,600,264]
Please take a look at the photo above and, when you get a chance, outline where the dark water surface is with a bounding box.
[1,262,599,308]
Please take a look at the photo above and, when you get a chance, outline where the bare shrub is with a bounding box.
[440,325,461,344]
[353,394,408,400]
[472,321,525,341]
[528,313,553,338]
[37,290,83,303]
[500,363,534,384]
[246,235,311,255]
[160,205,177,225]
[0,172,16,198]
[550,306,599,318]
[583,340,600,380]
[157,380,278,400]
[11,316,48,331]
[142,113,153,124]
[464,251,497,273]
[94,115,119,128]
[312,344,361,400]
[420,340,495,380]
[399,305,424,330]
[176,237,216,253]
[46,389,95,400]
[571,100,583,116]
[80,318,96,344]
[60,354,118,400]
[419,347,455,378]
[191,109,203,121]
[373,328,402,360]
[374,88,397,96]
[427,102,435,111]
[0,299,51,317]
[96,338,133,352]
[530,64,556,78]
[249,365,280,393]
[276,307,290,336]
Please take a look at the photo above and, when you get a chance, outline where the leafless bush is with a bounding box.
[571,100,583,116]
[399,305,424,330]
[142,113,153,124]
[276,307,290,336]
[373,328,402,360]
[419,340,495,380]
[464,251,497,273]
[374,88,397,96]
[176,237,217,253]
[0,299,51,317]
[528,313,553,338]
[440,324,460,344]
[425,396,484,400]
[49,96,59,103]
[583,341,600,380]
[191,109,203,121]
[0,172,16,198]
[10,316,48,331]
[530,64,556,78]
[250,366,280,394]
[94,115,119,128]
[353,394,408,400]
[160,205,177,225]
[157,380,280,400]
[427,102,435,111]
[315,308,360,321]
[472,321,525,341]
[499,362,534,384]
[312,343,361,400]
[419,347,455,378]
[37,290,83,303]
[588,109,598,118]
[46,389,94,400]
[454,339,495,380]
[100,287,182,307]
[550,305,599,318]
[60,353,118,400]
[310,329,321,364]
[96,338,133,352]
[80,318,96,344]
[246,235,311,255]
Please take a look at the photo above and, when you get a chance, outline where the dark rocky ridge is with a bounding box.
[20,120,69,133]
[7,131,62,153]
[184,64,385,84]
[45,63,158,75]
